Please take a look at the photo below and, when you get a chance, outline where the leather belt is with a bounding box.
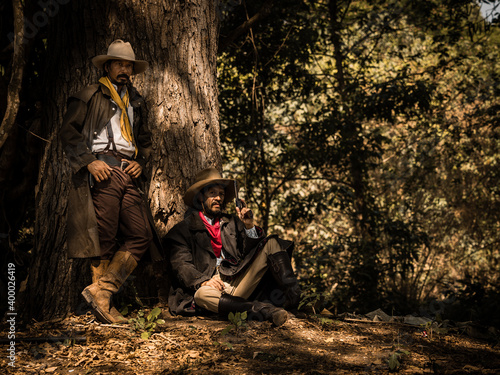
[95,152,131,168]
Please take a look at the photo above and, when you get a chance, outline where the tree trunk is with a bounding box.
[21,0,220,321]
[0,0,25,150]
[328,0,379,307]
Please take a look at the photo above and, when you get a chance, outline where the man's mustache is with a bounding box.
[118,74,130,80]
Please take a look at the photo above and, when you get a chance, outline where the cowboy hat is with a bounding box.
[92,39,149,74]
[184,168,239,209]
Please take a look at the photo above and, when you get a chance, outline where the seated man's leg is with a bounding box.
[194,284,226,313]
[216,238,290,326]
[228,238,283,299]
[194,239,292,326]
[217,294,288,326]
[267,251,301,309]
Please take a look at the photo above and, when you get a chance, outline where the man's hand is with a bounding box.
[236,199,254,229]
[200,274,225,291]
[87,160,113,182]
[123,160,142,179]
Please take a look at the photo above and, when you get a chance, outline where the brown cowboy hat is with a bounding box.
[91,39,149,74]
[183,168,239,208]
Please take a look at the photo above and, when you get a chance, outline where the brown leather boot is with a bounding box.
[90,259,126,323]
[90,259,110,283]
[83,252,137,324]
[268,251,301,310]
[218,294,288,327]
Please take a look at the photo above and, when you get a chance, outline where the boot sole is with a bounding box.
[81,288,113,324]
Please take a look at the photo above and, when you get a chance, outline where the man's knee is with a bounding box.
[194,285,220,301]
[194,286,221,313]
[262,237,282,255]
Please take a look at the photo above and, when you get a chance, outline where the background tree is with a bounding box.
[0,0,221,321]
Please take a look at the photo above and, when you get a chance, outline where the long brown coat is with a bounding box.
[165,211,293,315]
[59,82,161,260]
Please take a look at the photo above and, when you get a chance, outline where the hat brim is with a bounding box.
[91,55,149,75]
[183,178,239,209]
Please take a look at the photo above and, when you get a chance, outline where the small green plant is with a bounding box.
[213,340,234,351]
[298,286,330,314]
[221,311,247,336]
[318,316,336,326]
[421,320,448,339]
[120,303,133,316]
[129,307,165,340]
[388,349,410,371]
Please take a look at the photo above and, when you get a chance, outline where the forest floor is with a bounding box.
[1,307,499,375]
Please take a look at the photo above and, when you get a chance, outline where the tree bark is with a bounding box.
[0,0,25,150]
[21,0,221,321]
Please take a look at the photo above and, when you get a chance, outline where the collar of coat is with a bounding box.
[70,82,145,109]
[186,210,231,231]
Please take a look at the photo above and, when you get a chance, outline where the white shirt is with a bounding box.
[92,84,135,157]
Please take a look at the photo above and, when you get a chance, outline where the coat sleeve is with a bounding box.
[166,226,211,291]
[239,218,265,258]
[59,96,97,174]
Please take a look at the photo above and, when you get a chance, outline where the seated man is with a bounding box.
[165,168,300,326]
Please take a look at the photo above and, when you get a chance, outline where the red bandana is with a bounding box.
[199,211,222,258]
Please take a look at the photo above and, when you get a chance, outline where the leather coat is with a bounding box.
[165,211,293,315]
[59,82,162,260]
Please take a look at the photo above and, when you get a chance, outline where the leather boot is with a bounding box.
[268,251,301,310]
[218,294,288,327]
[90,259,126,323]
[91,259,110,283]
[82,251,137,324]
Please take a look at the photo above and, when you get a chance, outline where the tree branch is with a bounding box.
[218,1,274,53]
[0,0,26,150]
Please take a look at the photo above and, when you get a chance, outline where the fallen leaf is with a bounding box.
[253,351,263,359]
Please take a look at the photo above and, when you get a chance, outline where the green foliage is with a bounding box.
[221,311,248,336]
[120,303,132,317]
[214,311,248,352]
[219,0,500,322]
[129,307,165,340]
[213,340,234,351]
[388,349,410,372]
[298,279,333,313]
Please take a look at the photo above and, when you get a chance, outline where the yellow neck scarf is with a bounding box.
[99,76,136,153]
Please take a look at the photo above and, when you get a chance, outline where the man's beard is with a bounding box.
[203,201,223,218]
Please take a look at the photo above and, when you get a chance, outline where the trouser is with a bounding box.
[91,166,152,262]
[194,238,284,313]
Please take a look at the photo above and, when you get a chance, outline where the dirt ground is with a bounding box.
[1,308,499,375]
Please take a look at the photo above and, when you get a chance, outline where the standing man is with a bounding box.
[60,40,161,324]
[165,168,300,326]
